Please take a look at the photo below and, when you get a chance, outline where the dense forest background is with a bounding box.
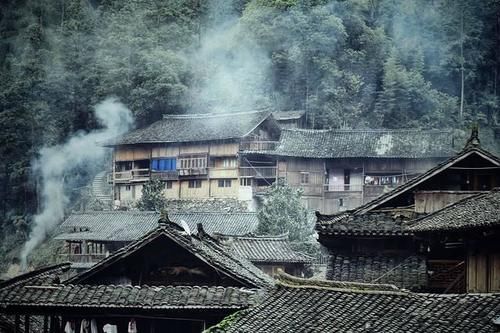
[0,0,499,257]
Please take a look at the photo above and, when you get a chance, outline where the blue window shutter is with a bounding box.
[172,159,176,170]
[152,159,159,171]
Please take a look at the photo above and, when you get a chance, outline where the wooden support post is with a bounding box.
[24,315,29,333]
[43,316,48,333]
[14,314,20,333]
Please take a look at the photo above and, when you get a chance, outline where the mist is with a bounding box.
[189,0,271,113]
[20,98,133,268]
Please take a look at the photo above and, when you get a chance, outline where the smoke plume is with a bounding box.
[189,0,271,113]
[20,98,133,268]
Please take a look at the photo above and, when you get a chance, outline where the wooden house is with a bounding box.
[55,211,260,269]
[409,189,500,293]
[105,110,281,207]
[217,234,312,277]
[316,130,500,292]
[0,216,272,333]
[243,129,456,213]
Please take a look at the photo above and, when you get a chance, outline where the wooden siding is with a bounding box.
[179,180,209,198]
[115,147,151,161]
[210,179,239,198]
[209,143,239,156]
[151,146,179,157]
[467,253,500,292]
[209,168,239,179]
[415,191,480,213]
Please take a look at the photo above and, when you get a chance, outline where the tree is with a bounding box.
[257,181,313,243]
[136,178,166,211]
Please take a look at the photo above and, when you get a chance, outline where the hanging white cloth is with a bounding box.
[128,319,137,333]
[80,319,90,333]
[103,324,118,333]
[64,321,75,333]
[90,319,98,333]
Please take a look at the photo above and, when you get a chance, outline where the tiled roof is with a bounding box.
[106,110,276,145]
[326,253,427,290]
[214,272,500,332]
[0,283,260,310]
[68,220,274,289]
[221,234,312,264]
[316,208,421,236]
[0,263,71,290]
[55,211,259,241]
[269,129,455,158]
[409,189,500,233]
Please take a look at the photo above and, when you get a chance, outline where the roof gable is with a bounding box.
[106,110,280,146]
[68,218,273,288]
[360,147,500,213]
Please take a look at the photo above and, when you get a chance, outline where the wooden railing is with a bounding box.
[62,253,107,263]
[240,141,278,151]
[178,168,208,176]
[151,170,179,180]
[239,166,277,179]
[114,168,150,182]
[324,184,363,192]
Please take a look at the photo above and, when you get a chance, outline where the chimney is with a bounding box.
[197,223,206,239]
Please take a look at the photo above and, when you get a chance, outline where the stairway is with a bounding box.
[91,171,113,207]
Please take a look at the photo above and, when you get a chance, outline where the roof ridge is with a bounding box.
[162,109,270,119]
[275,270,407,295]
[226,233,289,240]
[283,128,452,134]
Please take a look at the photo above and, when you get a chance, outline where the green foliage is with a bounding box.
[257,181,312,242]
[0,0,500,247]
[136,178,167,211]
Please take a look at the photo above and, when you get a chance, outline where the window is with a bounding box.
[125,185,131,191]
[151,158,176,171]
[240,178,252,186]
[165,181,173,189]
[222,158,237,168]
[188,180,202,188]
[300,172,309,184]
[218,179,232,188]
[179,155,207,169]
[339,198,344,207]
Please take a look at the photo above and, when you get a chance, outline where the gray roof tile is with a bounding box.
[217,273,500,332]
[269,128,455,158]
[55,211,259,241]
[106,110,275,145]
[221,234,312,263]
[409,189,500,232]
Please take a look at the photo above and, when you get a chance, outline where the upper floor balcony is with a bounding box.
[114,168,150,183]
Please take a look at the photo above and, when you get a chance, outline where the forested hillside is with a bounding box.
[0,0,499,246]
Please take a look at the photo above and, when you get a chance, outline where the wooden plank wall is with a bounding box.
[467,253,500,292]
